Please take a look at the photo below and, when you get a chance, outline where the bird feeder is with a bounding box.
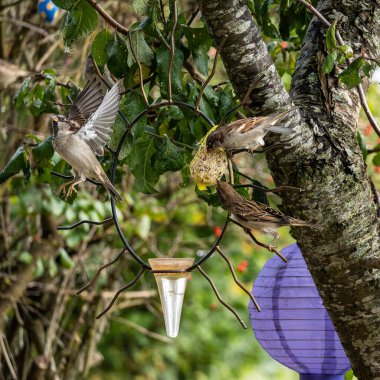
[249,244,351,380]
[149,258,194,338]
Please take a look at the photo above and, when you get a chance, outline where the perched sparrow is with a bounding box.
[51,78,122,201]
[217,180,313,243]
[206,109,294,153]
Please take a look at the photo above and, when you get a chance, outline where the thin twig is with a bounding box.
[76,249,127,295]
[167,0,178,103]
[196,35,227,111]
[296,0,380,137]
[85,0,129,35]
[96,268,146,319]
[111,316,172,343]
[159,0,166,25]
[368,146,380,154]
[0,334,17,380]
[215,246,261,312]
[187,7,199,26]
[219,75,263,126]
[234,184,301,194]
[0,16,50,37]
[229,218,288,262]
[128,32,149,106]
[183,61,206,84]
[231,142,291,156]
[369,177,380,218]
[0,0,23,11]
[120,74,155,95]
[197,266,247,329]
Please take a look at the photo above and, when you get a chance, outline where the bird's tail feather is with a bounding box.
[289,217,322,230]
[102,176,123,202]
[265,125,293,135]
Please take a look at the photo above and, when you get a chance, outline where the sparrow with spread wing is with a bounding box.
[51,78,122,201]
[206,109,294,154]
[217,180,313,243]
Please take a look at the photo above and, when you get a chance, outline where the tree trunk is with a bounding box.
[198,0,380,378]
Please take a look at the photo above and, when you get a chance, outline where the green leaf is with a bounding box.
[362,62,375,77]
[59,248,74,269]
[109,92,147,158]
[48,259,58,277]
[357,131,367,160]
[373,152,380,166]
[136,214,151,239]
[127,131,158,193]
[326,20,337,50]
[322,50,338,74]
[62,0,98,48]
[18,251,33,264]
[106,34,129,78]
[339,57,365,89]
[132,0,149,16]
[182,26,213,76]
[127,30,154,67]
[14,78,31,108]
[0,146,30,184]
[339,44,353,58]
[32,137,54,162]
[153,135,186,175]
[92,29,112,67]
[250,180,269,205]
[156,45,184,97]
[35,258,45,277]
[51,0,72,10]
[195,186,221,207]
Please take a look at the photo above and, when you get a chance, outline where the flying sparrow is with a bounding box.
[51,78,122,201]
[217,180,313,243]
[206,109,294,154]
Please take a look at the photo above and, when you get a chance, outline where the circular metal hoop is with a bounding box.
[109,100,231,271]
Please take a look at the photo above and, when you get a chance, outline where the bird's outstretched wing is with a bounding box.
[68,78,104,127]
[76,82,120,156]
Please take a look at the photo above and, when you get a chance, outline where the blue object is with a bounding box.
[249,244,351,379]
[37,0,59,23]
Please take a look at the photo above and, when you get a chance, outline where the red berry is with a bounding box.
[364,124,372,136]
[280,41,288,49]
[213,226,222,237]
[237,260,248,273]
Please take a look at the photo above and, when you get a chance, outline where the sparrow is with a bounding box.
[51,78,122,201]
[206,109,294,153]
[217,180,314,243]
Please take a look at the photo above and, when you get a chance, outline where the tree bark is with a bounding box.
[198,0,380,379]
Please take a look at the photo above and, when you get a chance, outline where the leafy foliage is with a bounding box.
[1,1,377,379]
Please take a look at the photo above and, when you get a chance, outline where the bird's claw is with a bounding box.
[65,185,78,199]
[56,181,71,197]
[268,245,278,252]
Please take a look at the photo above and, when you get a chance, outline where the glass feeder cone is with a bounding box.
[149,258,194,338]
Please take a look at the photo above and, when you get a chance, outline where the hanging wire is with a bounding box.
[57,217,113,231]
[215,246,261,312]
[197,266,247,329]
[96,268,146,319]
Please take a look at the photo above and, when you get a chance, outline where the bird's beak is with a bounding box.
[51,115,58,122]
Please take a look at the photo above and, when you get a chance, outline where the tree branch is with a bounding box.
[85,0,129,36]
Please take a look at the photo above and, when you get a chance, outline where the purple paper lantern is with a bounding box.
[249,244,351,380]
